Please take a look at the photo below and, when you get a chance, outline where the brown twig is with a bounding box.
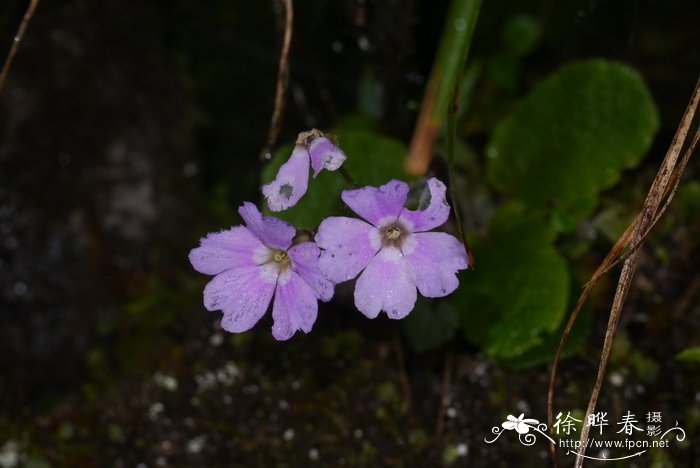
[0,0,40,94]
[545,77,700,466]
[260,0,293,161]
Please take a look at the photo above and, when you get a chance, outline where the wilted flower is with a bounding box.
[189,202,333,340]
[262,129,347,212]
[315,178,468,319]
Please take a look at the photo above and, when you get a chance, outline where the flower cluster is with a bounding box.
[190,129,469,340]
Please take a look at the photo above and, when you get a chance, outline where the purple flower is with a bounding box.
[315,178,469,319]
[189,202,333,340]
[262,129,347,212]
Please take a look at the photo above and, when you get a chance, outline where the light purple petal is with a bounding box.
[354,246,417,319]
[308,137,347,177]
[271,270,318,340]
[400,178,451,232]
[189,226,268,275]
[316,216,379,284]
[238,202,296,250]
[404,232,468,298]
[341,179,410,227]
[261,145,310,212]
[203,265,276,333]
[289,241,334,302]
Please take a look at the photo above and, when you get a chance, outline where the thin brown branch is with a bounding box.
[260,0,293,161]
[0,0,40,94]
[584,125,700,285]
[547,76,700,466]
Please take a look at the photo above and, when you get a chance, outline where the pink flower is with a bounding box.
[315,178,469,319]
[262,129,347,212]
[189,203,333,340]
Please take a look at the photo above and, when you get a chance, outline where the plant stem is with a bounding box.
[405,0,481,175]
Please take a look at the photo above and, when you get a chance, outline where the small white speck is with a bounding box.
[353,429,363,439]
[308,447,320,461]
[516,400,531,414]
[209,333,223,347]
[183,162,198,177]
[186,435,206,454]
[148,402,164,420]
[0,440,20,468]
[446,407,457,418]
[13,282,27,296]
[609,372,624,387]
[154,372,178,392]
[457,443,468,456]
[357,35,370,51]
[283,428,295,441]
[332,41,343,53]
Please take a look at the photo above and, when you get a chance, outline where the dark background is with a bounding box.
[0,0,698,466]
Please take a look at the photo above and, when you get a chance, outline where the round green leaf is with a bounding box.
[453,203,570,360]
[487,59,659,216]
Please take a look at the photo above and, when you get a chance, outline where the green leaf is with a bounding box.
[500,292,593,369]
[261,129,408,229]
[402,298,458,353]
[453,203,570,360]
[487,59,659,217]
[676,347,700,363]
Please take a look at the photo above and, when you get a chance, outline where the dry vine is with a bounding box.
[0,0,40,93]
[546,76,700,466]
[260,0,294,160]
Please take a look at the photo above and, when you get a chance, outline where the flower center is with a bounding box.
[382,221,407,247]
[270,249,291,271]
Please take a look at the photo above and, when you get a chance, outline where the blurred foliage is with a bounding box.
[401,298,458,353]
[676,346,700,363]
[487,60,659,217]
[454,203,570,359]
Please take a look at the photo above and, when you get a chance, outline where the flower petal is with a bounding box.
[515,423,531,435]
[203,265,276,333]
[308,137,347,176]
[404,232,468,297]
[341,179,409,226]
[289,242,334,302]
[502,421,517,430]
[261,145,310,212]
[354,246,417,319]
[238,202,296,250]
[271,270,318,340]
[189,226,268,275]
[316,216,379,284]
[400,178,450,232]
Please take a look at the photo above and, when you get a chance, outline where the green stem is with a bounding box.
[406,0,482,175]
